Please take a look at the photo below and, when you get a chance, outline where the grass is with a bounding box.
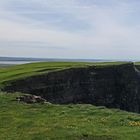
[0,92,140,140]
[0,61,138,140]
[0,61,130,87]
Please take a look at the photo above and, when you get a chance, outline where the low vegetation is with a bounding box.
[0,62,139,140]
[0,92,140,140]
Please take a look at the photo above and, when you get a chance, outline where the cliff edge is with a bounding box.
[3,63,140,113]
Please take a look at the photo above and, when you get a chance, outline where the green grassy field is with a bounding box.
[0,62,139,140]
[0,62,129,87]
[0,92,140,140]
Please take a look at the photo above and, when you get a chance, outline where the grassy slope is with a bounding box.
[0,92,140,140]
[0,62,129,87]
[1,62,139,140]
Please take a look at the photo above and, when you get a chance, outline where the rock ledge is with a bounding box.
[16,95,46,104]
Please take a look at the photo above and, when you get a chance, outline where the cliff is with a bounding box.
[3,63,140,113]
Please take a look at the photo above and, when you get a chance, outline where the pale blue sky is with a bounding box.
[0,0,140,60]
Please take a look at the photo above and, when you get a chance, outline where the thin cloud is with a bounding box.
[0,0,140,59]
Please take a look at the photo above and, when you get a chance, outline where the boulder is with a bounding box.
[16,95,46,104]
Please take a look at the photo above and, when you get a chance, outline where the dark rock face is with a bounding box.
[3,63,140,113]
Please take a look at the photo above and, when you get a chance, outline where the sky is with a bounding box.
[0,0,140,60]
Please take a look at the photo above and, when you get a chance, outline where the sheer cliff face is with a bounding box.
[3,63,140,113]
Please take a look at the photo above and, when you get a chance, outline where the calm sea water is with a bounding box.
[0,61,35,64]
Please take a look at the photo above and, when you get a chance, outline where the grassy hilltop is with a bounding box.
[0,62,140,140]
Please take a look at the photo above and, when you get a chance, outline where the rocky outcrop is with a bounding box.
[16,95,46,104]
[3,63,140,113]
